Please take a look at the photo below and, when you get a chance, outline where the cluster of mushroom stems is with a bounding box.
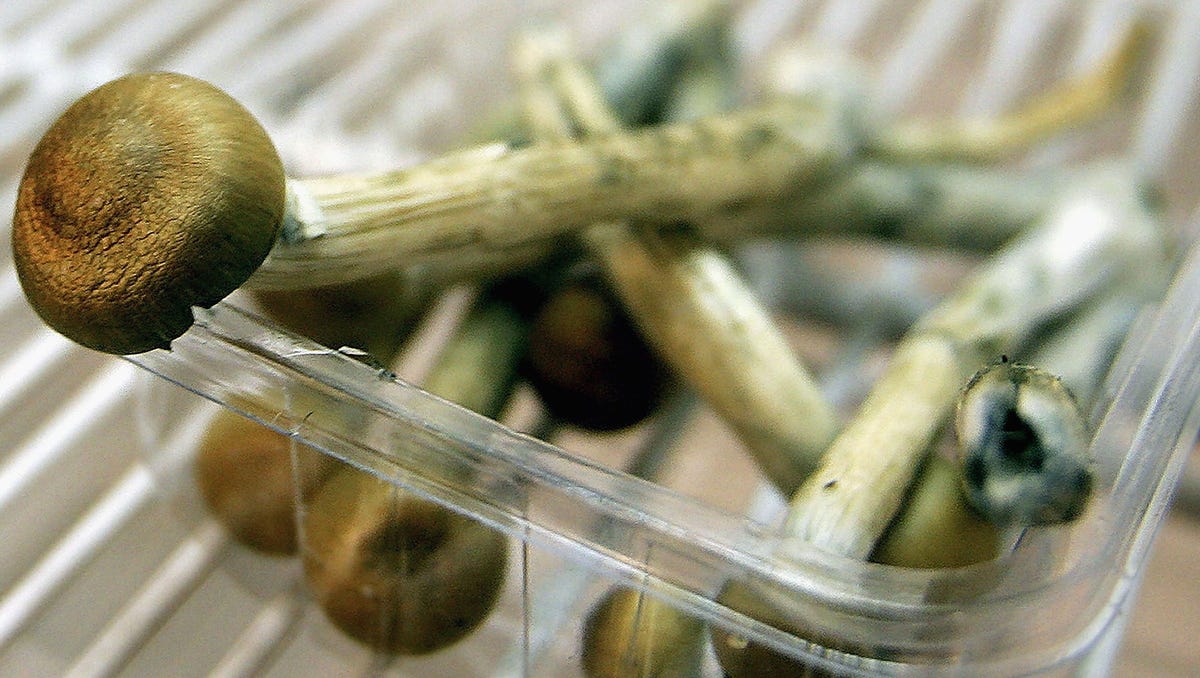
[9,1,1171,673]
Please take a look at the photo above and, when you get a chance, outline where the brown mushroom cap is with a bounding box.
[303,469,509,655]
[581,587,706,677]
[522,271,668,431]
[195,409,337,556]
[12,72,285,354]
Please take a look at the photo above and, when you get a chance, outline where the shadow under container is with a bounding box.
[128,233,1200,675]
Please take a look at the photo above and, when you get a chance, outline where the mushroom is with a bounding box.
[303,278,532,654]
[303,467,509,655]
[522,266,669,432]
[12,72,285,355]
[580,587,706,678]
[12,69,864,357]
[779,165,1165,561]
[194,408,336,556]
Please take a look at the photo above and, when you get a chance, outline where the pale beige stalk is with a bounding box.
[515,32,837,495]
[714,167,1170,677]
[548,29,757,677]
[243,95,860,291]
[874,21,1149,162]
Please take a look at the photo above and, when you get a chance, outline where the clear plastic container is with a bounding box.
[2,1,1200,676]
[119,249,1200,678]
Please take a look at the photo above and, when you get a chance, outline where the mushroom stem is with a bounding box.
[14,17,1147,356]
[513,31,836,496]
[525,32,738,677]
[780,165,1170,561]
[245,97,861,292]
[954,358,1092,527]
[706,159,1090,251]
[868,284,1153,568]
[1026,273,1171,408]
[709,22,1150,252]
[873,20,1149,162]
[418,282,533,417]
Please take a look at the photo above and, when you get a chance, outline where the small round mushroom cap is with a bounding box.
[581,587,705,677]
[522,272,668,431]
[195,409,336,556]
[12,72,285,354]
[303,469,509,655]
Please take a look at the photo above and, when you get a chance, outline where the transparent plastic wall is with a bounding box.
[2,0,1200,676]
